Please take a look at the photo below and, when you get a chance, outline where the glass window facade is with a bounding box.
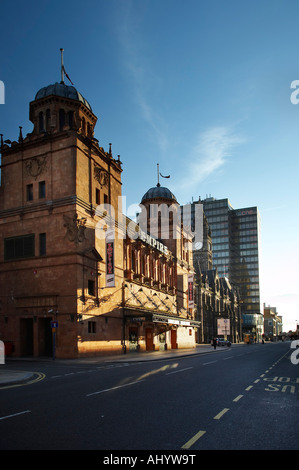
[202,198,261,316]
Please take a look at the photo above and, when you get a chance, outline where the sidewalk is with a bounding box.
[0,343,245,387]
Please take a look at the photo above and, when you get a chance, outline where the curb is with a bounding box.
[0,370,35,388]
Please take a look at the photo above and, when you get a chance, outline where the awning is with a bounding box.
[124,307,201,327]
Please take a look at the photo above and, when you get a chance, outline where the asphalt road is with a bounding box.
[0,342,298,452]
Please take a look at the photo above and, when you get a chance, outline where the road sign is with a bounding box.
[51,321,58,328]
[217,318,230,335]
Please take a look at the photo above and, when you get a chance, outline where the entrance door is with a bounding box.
[171,329,177,349]
[38,318,52,356]
[159,331,166,350]
[20,318,34,356]
[129,327,138,351]
[145,328,154,351]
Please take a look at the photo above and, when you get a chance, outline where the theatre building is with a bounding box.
[0,71,199,358]
[123,185,200,352]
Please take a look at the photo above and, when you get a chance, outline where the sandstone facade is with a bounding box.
[0,81,199,358]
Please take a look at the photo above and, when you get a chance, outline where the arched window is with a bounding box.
[165,264,169,285]
[39,111,44,133]
[145,254,149,278]
[45,109,51,131]
[131,249,136,272]
[68,111,74,128]
[160,262,164,283]
[59,109,65,131]
[81,117,86,135]
[154,259,158,281]
[169,266,173,287]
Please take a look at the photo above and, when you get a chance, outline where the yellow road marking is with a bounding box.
[233,394,243,402]
[214,408,229,420]
[0,372,45,390]
[181,430,206,449]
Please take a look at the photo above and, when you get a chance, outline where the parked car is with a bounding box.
[218,338,231,347]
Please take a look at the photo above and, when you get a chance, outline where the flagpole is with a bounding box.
[60,48,64,83]
[157,163,160,187]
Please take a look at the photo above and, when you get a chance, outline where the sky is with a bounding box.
[0,0,298,332]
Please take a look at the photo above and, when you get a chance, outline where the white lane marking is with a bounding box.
[0,410,31,421]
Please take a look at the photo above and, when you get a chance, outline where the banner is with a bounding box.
[106,228,115,287]
[187,274,194,309]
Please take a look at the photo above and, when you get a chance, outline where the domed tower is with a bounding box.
[29,48,96,139]
[0,51,124,359]
[1,49,123,211]
[30,80,96,137]
[140,173,180,256]
[139,168,192,267]
[141,185,177,205]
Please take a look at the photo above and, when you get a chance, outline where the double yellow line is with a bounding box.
[0,372,46,390]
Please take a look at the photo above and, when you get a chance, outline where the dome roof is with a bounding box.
[35,82,92,111]
[141,185,177,203]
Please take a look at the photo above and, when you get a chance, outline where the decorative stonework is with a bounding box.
[63,213,87,244]
[94,164,108,188]
[25,156,47,180]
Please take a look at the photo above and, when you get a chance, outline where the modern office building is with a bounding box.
[181,200,242,343]
[200,197,233,279]
[188,196,262,340]
[230,206,261,316]
[202,198,261,313]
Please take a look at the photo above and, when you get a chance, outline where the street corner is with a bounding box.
[0,369,45,388]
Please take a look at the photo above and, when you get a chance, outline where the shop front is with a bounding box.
[124,308,201,352]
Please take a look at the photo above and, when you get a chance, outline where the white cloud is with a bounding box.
[117,6,244,185]
[181,126,244,187]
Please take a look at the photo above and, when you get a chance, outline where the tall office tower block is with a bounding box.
[192,197,262,339]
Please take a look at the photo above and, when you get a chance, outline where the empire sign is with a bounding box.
[139,229,169,256]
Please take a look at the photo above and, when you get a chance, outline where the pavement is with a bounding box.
[0,342,246,387]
